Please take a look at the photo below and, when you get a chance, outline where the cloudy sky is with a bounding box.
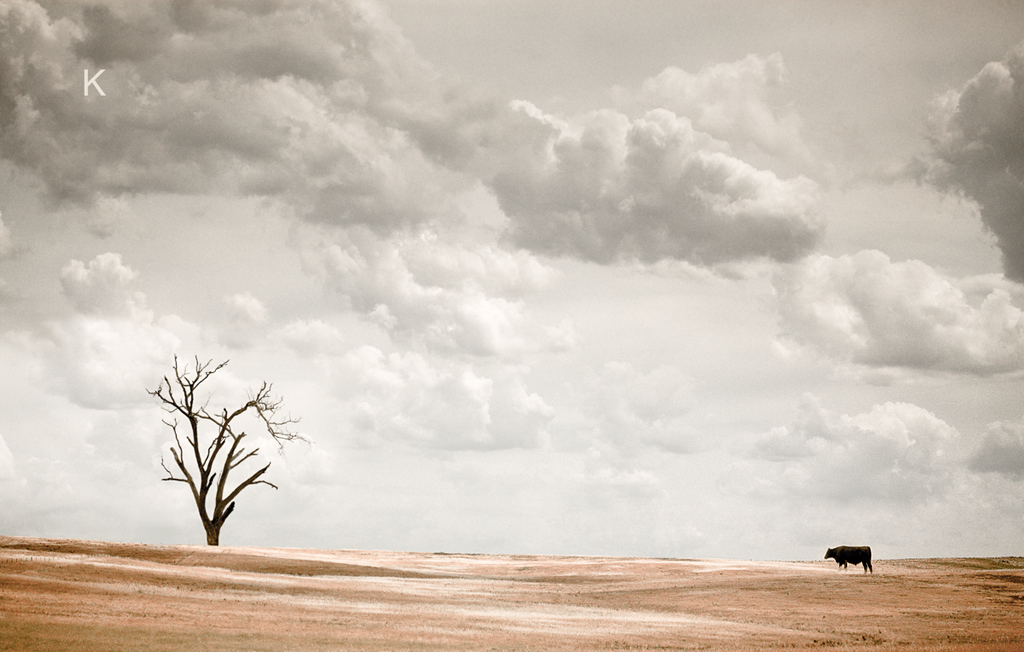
[2,0,1024,561]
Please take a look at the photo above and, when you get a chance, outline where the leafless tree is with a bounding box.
[149,356,306,546]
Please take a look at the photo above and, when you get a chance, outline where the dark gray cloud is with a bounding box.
[925,42,1024,281]
[0,0,453,227]
[73,4,168,66]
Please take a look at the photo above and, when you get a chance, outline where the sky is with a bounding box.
[1,0,1024,561]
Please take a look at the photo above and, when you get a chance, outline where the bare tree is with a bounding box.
[149,356,306,546]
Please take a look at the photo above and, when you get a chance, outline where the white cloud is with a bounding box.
[48,316,180,408]
[59,252,143,317]
[775,250,1024,375]
[746,395,960,503]
[924,41,1024,281]
[48,253,182,408]
[226,291,268,324]
[331,345,553,450]
[490,102,821,266]
[303,225,572,357]
[634,53,813,169]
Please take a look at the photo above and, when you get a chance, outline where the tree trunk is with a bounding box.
[205,524,220,546]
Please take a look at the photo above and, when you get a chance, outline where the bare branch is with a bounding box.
[222,462,276,507]
[229,447,260,471]
[160,457,188,483]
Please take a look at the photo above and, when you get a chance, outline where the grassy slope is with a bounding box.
[1,536,1022,652]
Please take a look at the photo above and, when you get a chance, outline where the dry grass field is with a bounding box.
[1,536,1022,651]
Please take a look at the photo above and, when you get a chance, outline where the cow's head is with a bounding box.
[824,548,836,560]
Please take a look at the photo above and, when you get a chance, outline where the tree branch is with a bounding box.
[222,462,277,507]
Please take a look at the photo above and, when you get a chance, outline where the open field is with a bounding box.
[1,536,1022,651]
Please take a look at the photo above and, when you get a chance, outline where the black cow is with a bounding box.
[825,546,872,573]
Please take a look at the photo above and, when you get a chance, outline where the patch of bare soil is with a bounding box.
[1,536,1022,651]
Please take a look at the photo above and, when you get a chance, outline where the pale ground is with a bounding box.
[1,536,1022,651]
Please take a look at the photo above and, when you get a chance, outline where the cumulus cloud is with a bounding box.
[49,317,179,408]
[775,250,1024,375]
[59,252,144,316]
[969,418,1024,479]
[924,42,1024,281]
[50,253,180,408]
[303,225,573,357]
[748,395,959,502]
[490,102,821,266]
[226,292,268,325]
[634,53,812,169]
[332,345,554,450]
